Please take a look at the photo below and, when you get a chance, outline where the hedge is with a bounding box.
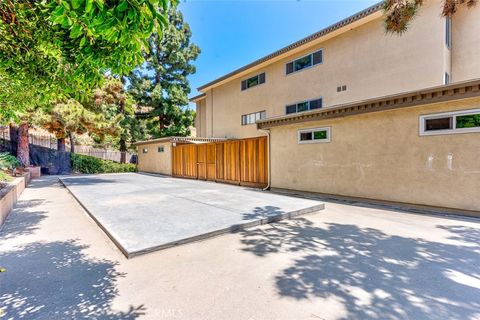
[71,153,136,174]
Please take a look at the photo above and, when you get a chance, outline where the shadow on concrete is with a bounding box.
[0,199,47,240]
[60,177,118,186]
[270,189,479,220]
[23,176,64,189]
[242,206,285,221]
[240,218,480,319]
[0,240,145,319]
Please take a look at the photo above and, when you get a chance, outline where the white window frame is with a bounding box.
[241,73,266,91]
[286,49,324,76]
[286,97,323,115]
[419,108,480,136]
[297,126,331,144]
[241,110,266,126]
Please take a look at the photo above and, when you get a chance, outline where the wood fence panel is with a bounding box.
[206,144,216,181]
[197,144,207,180]
[172,136,267,188]
[215,143,225,180]
[172,144,197,178]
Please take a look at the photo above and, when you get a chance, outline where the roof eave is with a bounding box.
[189,93,206,103]
[133,136,228,146]
[257,79,480,129]
[197,1,384,92]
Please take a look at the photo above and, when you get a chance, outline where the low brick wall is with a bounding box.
[0,172,31,228]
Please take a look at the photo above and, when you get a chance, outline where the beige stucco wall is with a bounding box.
[195,99,207,138]
[136,141,172,175]
[451,5,480,82]
[269,97,480,212]
[196,0,463,139]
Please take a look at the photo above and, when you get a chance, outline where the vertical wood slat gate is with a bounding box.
[172,136,268,188]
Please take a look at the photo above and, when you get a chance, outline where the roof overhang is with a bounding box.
[257,79,480,129]
[133,136,227,146]
[197,2,384,92]
[189,93,206,103]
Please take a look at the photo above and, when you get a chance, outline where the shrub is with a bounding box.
[0,153,20,170]
[71,153,136,174]
[0,170,12,183]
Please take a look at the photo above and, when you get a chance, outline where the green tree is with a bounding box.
[384,0,477,34]
[92,78,143,163]
[36,99,119,153]
[0,0,177,121]
[128,8,199,139]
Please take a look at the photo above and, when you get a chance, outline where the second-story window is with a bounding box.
[286,49,323,75]
[286,98,323,115]
[241,73,266,91]
[241,111,266,125]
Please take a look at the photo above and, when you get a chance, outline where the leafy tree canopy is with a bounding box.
[128,8,199,139]
[384,0,477,34]
[0,0,177,121]
[36,99,119,142]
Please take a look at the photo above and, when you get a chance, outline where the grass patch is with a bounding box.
[71,153,136,174]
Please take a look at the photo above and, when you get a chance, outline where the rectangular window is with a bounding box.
[285,98,323,115]
[298,127,331,144]
[425,117,452,131]
[294,55,312,72]
[420,109,480,136]
[158,146,164,153]
[286,49,323,75]
[241,73,266,91]
[445,16,452,49]
[241,110,266,125]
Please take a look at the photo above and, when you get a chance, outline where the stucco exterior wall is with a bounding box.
[269,97,480,211]
[195,99,207,138]
[451,5,480,82]
[196,0,454,139]
[137,141,172,175]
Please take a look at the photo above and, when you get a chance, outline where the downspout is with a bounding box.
[258,128,271,191]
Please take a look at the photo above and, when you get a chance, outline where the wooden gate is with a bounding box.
[172,143,197,178]
[197,143,216,181]
[172,136,268,188]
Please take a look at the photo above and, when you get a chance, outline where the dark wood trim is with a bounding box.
[258,80,480,129]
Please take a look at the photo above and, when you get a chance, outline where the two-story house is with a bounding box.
[192,1,479,139]
[137,0,480,213]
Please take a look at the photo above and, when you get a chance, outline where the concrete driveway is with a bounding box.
[59,173,324,257]
[1,176,479,320]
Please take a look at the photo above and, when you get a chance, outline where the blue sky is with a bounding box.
[179,0,381,102]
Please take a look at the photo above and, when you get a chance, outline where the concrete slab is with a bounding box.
[60,173,324,257]
[2,176,479,319]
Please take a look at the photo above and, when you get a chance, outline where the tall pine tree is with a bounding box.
[128,8,199,138]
